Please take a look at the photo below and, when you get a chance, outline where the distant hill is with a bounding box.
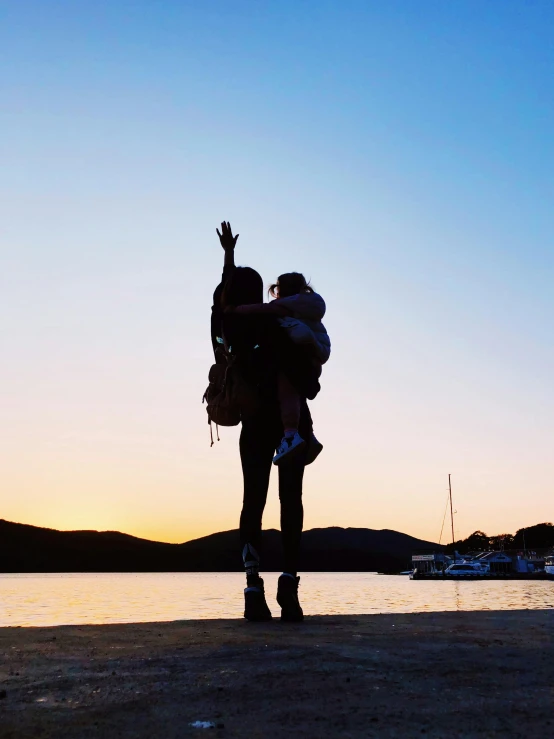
[0,519,439,573]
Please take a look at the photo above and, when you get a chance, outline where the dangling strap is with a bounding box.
[208,421,221,447]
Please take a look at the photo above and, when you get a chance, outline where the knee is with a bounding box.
[278,486,303,505]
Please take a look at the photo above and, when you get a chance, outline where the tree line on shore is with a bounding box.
[445,522,553,554]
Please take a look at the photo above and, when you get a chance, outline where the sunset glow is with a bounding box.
[2,1,553,544]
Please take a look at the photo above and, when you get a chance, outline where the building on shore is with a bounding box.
[410,549,549,579]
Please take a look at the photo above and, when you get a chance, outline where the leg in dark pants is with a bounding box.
[238,415,276,621]
[239,415,277,571]
[239,401,312,578]
[278,454,305,576]
[278,371,301,432]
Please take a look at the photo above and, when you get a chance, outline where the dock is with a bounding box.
[1,610,552,738]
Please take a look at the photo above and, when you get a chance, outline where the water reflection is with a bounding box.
[0,572,552,627]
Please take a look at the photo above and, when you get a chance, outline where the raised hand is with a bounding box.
[216,221,239,251]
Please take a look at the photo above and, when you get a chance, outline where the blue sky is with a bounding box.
[1,1,553,542]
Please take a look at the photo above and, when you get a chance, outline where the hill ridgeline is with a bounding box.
[0,519,439,573]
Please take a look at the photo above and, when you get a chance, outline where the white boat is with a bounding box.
[443,562,490,577]
[410,476,552,581]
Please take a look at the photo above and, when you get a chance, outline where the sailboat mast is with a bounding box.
[448,474,455,546]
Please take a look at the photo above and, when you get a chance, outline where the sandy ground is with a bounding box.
[0,610,553,738]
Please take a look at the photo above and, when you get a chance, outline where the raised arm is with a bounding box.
[216,221,239,272]
[211,221,239,358]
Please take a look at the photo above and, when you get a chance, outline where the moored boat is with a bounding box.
[443,562,489,577]
[410,550,549,580]
[410,476,551,581]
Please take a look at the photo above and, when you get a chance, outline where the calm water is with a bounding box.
[1,572,552,627]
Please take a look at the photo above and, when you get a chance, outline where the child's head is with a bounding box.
[269,272,314,299]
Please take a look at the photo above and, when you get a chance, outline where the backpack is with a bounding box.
[202,343,259,445]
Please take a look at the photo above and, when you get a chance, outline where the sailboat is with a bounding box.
[410,476,547,580]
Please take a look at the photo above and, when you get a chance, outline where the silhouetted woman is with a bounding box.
[211,222,320,621]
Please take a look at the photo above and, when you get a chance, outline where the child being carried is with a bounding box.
[233,272,330,465]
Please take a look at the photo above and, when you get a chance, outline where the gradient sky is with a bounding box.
[2,1,553,545]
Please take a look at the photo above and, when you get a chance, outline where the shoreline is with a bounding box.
[1,610,553,738]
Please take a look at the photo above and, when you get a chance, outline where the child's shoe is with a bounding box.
[304,434,323,465]
[273,432,306,465]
